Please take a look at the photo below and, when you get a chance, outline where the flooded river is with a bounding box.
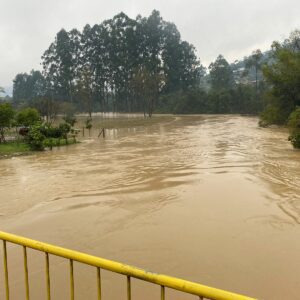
[0,115,300,299]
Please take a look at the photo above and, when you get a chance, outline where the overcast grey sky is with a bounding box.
[0,0,300,89]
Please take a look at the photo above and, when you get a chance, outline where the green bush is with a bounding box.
[27,125,46,151]
[63,115,77,127]
[23,121,75,151]
[85,118,92,130]
[43,138,54,149]
[259,105,283,127]
[288,107,300,148]
[59,123,71,138]
[16,108,40,127]
[40,123,63,138]
[287,107,300,129]
[288,132,300,148]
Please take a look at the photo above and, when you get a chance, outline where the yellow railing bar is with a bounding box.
[0,231,256,300]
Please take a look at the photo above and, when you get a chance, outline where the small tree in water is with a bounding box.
[131,66,164,117]
[85,118,92,136]
[63,115,77,127]
[59,123,71,144]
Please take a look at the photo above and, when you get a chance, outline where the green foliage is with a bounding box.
[173,89,208,114]
[40,123,63,138]
[0,142,30,157]
[157,84,260,115]
[287,107,300,128]
[288,107,300,148]
[37,10,203,113]
[209,55,235,90]
[10,14,298,121]
[85,118,92,130]
[131,66,165,117]
[43,138,55,149]
[0,103,15,143]
[260,44,300,126]
[0,103,15,127]
[26,122,73,151]
[288,132,300,148]
[13,70,46,102]
[16,108,40,127]
[59,123,71,139]
[27,125,46,151]
[63,115,77,127]
[41,121,74,139]
[259,104,284,127]
[28,97,61,120]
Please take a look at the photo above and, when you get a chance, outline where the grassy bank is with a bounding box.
[0,142,31,158]
[0,138,78,158]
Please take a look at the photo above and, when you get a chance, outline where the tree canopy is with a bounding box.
[260,30,300,125]
[22,10,202,116]
[11,11,299,123]
[208,55,235,90]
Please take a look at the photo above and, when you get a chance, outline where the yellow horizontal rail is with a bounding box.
[0,231,255,300]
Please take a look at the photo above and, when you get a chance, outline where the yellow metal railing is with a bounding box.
[0,231,255,300]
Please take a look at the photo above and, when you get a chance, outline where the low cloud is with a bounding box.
[0,0,299,86]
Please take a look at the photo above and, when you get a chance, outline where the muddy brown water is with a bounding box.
[0,114,300,299]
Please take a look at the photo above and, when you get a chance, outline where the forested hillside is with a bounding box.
[12,10,203,117]
[10,10,300,129]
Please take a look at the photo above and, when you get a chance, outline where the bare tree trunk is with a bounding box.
[255,65,258,103]
[69,81,73,102]
[88,93,92,118]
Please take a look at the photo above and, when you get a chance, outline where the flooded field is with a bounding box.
[0,114,299,299]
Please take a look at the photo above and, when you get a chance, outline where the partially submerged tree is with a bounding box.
[131,66,164,117]
[288,107,300,148]
[85,118,92,136]
[76,66,94,118]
